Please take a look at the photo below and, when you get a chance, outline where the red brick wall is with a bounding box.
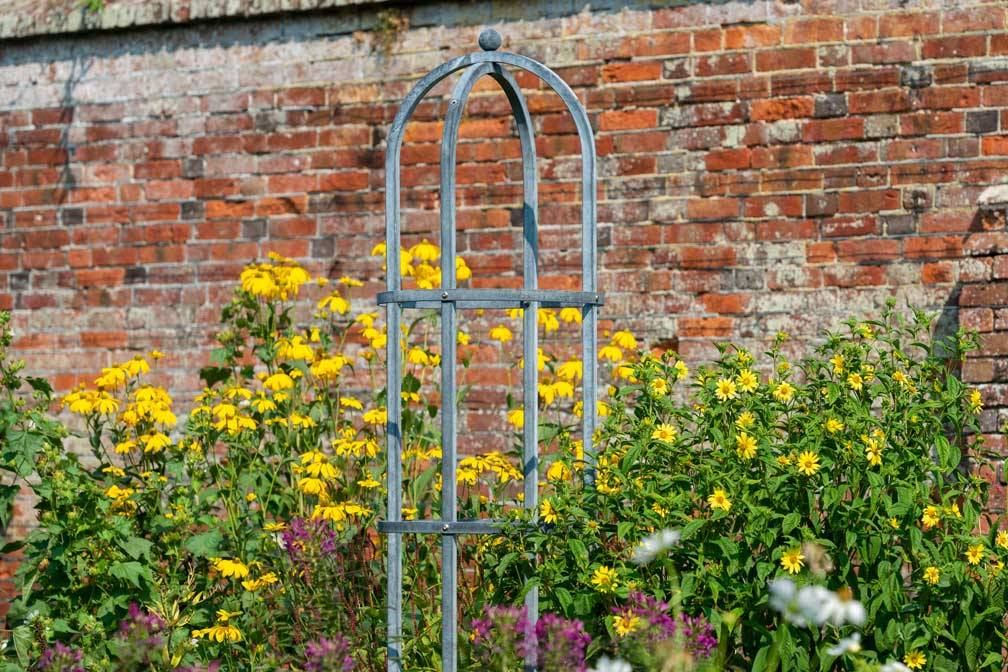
[2,1,1008,527]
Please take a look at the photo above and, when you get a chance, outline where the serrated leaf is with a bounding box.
[109,561,151,589]
[184,530,223,558]
[119,537,153,561]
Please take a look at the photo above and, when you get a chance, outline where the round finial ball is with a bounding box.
[478,28,502,51]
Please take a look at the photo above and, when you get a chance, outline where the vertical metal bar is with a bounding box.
[439,88,462,672]
[385,114,405,672]
[578,98,599,487]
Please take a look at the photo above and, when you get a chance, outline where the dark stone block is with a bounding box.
[242,219,267,239]
[900,64,933,89]
[814,93,847,119]
[966,110,999,135]
[124,266,147,284]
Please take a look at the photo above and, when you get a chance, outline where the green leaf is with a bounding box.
[184,530,223,558]
[24,376,52,397]
[3,429,42,477]
[109,561,151,589]
[119,537,153,561]
[199,366,231,388]
[568,539,588,570]
[782,512,800,534]
[12,625,31,665]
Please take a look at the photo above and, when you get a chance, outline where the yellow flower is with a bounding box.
[489,325,513,344]
[903,651,926,670]
[402,507,418,520]
[540,499,558,524]
[651,423,677,443]
[796,451,820,476]
[241,572,278,592]
[649,377,668,397]
[141,431,171,453]
[773,381,795,402]
[921,506,941,531]
[362,407,387,426]
[708,488,732,512]
[557,359,583,382]
[276,336,314,361]
[736,369,758,393]
[539,309,560,333]
[546,461,571,482]
[968,389,983,414]
[889,517,900,529]
[715,378,737,402]
[590,565,619,593]
[966,543,984,565]
[457,331,471,345]
[864,438,883,467]
[212,558,250,579]
[829,353,845,374]
[317,292,351,315]
[264,522,286,533]
[409,238,440,262]
[507,408,524,430]
[611,330,637,350]
[825,418,844,434]
[599,345,623,363]
[613,612,641,636]
[674,360,689,380]
[922,566,940,585]
[736,411,755,429]
[736,432,757,460]
[559,307,582,324]
[407,348,431,366]
[847,372,863,391]
[114,439,136,454]
[455,256,472,282]
[996,530,1008,549]
[780,548,805,575]
[193,611,243,643]
[263,372,295,392]
[338,276,363,287]
[297,477,328,496]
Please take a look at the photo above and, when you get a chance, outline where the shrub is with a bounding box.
[486,303,1006,670]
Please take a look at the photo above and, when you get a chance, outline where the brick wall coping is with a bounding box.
[0,0,391,41]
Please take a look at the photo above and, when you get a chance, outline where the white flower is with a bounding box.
[769,579,865,629]
[769,577,808,627]
[826,633,861,656]
[591,657,632,672]
[631,528,681,564]
[880,662,912,672]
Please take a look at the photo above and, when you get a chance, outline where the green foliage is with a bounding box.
[487,303,1006,671]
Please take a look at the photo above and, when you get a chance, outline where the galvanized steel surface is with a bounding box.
[380,28,601,672]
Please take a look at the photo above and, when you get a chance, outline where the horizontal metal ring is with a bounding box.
[378,520,502,535]
[377,288,604,307]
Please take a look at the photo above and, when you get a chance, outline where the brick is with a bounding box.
[851,42,915,65]
[879,12,940,38]
[601,62,662,83]
[724,24,781,49]
[814,94,847,118]
[686,198,740,221]
[599,109,658,131]
[943,7,1006,34]
[922,35,987,59]
[802,118,865,142]
[749,97,814,121]
[695,52,752,77]
[783,18,844,44]
[755,48,817,72]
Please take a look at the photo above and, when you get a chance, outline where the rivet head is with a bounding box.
[442,523,450,532]
[478,28,502,51]
[441,291,449,299]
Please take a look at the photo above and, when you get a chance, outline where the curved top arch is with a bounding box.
[384,49,597,292]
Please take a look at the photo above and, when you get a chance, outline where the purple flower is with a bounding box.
[534,613,591,672]
[35,643,84,672]
[112,603,166,668]
[613,592,717,659]
[470,605,537,667]
[304,636,354,671]
[283,517,339,575]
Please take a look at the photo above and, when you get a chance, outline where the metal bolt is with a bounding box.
[442,291,449,299]
[442,523,450,532]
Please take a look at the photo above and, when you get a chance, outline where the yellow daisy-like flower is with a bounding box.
[141,431,171,453]
[773,381,795,402]
[362,407,387,426]
[193,611,244,643]
[865,439,882,467]
[674,360,689,380]
[736,411,755,429]
[968,389,983,414]
[613,612,641,637]
[546,461,572,483]
[489,325,513,344]
[715,377,737,402]
[263,372,295,392]
[708,488,732,512]
[796,451,820,476]
[213,558,250,579]
[540,498,558,524]
[590,565,619,593]
[264,522,286,533]
[903,651,926,670]
[736,432,757,460]
[922,566,940,585]
[736,369,758,393]
[507,408,524,430]
[847,372,863,391]
[559,307,582,324]
[996,530,1008,549]
[409,239,440,262]
[648,377,668,397]
[317,292,351,315]
[338,276,363,287]
[599,345,623,363]
[966,544,984,566]
[825,418,844,434]
[611,330,637,350]
[921,505,941,531]
[241,572,279,592]
[651,423,677,444]
[780,548,805,575]
[829,353,845,374]
[557,359,583,382]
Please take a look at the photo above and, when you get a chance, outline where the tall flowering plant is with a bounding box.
[485,303,1008,670]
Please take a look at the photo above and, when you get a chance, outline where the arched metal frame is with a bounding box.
[377,32,602,672]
